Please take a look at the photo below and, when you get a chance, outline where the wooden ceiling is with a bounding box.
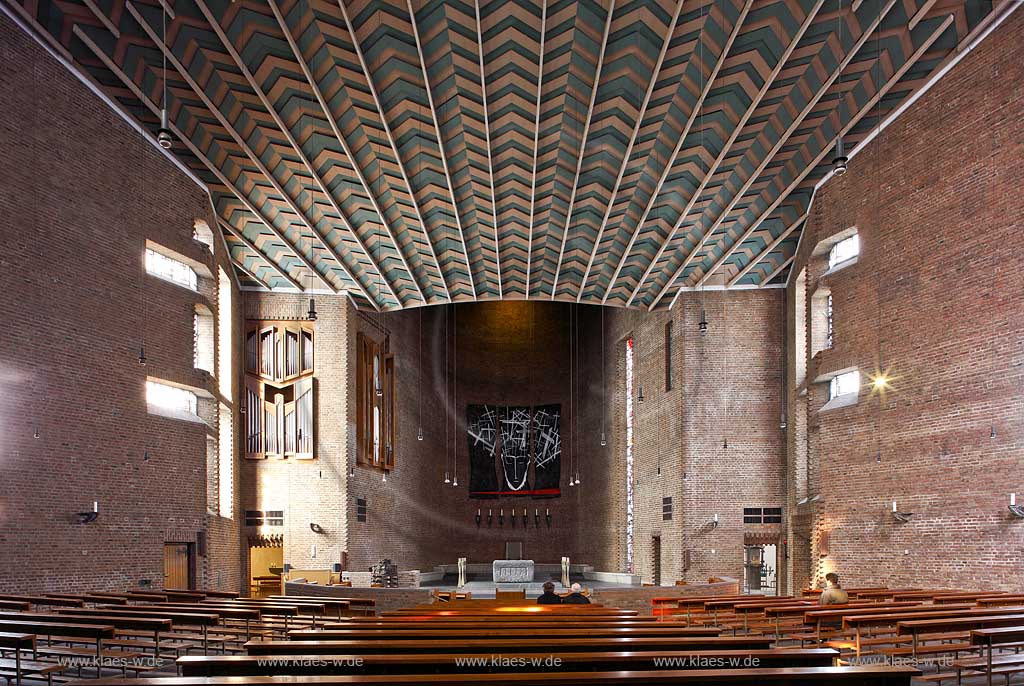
[7,0,997,310]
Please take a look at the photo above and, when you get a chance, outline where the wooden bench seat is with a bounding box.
[58,665,924,685]
[245,636,774,656]
[285,626,722,641]
[177,648,839,676]
[0,656,66,685]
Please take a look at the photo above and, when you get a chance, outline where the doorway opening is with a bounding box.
[163,542,195,590]
[743,542,778,595]
[249,540,284,598]
[651,535,662,586]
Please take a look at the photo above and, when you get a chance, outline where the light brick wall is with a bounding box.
[785,10,1024,592]
[579,292,787,587]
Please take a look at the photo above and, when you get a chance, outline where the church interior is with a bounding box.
[1,0,1022,684]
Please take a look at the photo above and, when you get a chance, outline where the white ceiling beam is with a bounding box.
[125,1,366,302]
[407,0,487,300]
[549,0,616,299]
[266,0,427,306]
[683,8,952,299]
[601,0,752,304]
[758,255,795,288]
[576,0,685,302]
[626,0,828,309]
[523,0,547,298]
[219,219,304,291]
[71,24,331,300]
[909,0,938,30]
[336,0,464,302]
[726,211,806,287]
[193,0,405,309]
[647,0,897,309]
[472,0,505,299]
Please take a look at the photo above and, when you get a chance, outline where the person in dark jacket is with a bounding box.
[562,582,591,604]
[536,581,562,604]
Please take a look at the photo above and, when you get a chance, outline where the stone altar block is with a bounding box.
[493,559,534,583]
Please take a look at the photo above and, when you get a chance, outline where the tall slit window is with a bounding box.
[828,234,860,269]
[625,337,635,574]
[664,321,673,391]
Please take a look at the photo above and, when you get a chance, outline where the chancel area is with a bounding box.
[1,0,1022,684]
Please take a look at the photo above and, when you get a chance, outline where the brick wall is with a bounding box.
[0,14,240,593]
[580,292,787,587]
[785,10,1024,592]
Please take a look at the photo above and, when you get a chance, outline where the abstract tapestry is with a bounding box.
[466,404,499,496]
[466,404,561,498]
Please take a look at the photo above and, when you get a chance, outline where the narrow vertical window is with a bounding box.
[825,294,833,349]
[218,403,233,519]
[664,321,673,391]
[217,268,233,400]
[625,337,635,574]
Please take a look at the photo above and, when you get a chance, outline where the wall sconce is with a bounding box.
[1009,493,1024,519]
[534,508,540,527]
[891,501,913,523]
[310,522,326,534]
[709,513,719,529]
[545,508,552,527]
[487,509,493,527]
[475,509,482,527]
[77,501,99,524]
[498,509,504,527]
[522,509,528,527]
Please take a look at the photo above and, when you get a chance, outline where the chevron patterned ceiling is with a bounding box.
[8,0,996,310]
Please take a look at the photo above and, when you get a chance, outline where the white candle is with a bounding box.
[93,501,98,513]
[892,501,897,512]
[713,513,718,523]
[1012,493,1017,506]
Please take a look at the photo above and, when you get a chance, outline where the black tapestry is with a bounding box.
[466,404,500,497]
[465,404,561,498]
[499,406,532,492]
[531,404,561,496]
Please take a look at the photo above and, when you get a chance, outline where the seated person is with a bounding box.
[562,582,591,604]
[536,581,562,604]
[818,572,850,605]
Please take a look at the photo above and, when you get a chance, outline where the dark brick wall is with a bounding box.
[785,10,1024,592]
[0,14,240,593]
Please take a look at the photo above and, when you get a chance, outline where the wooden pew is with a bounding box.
[44,593,129,606]
[203,599,337,622]
[0,601,31,612]
[54,607,221,654]
[841,606,1024,658]
[105,604,264,641]
[976,595,1024,607]
[895,613,1024,659]
[0,618,115,676]
[267,596,375,616]
[764,602,921,641]
[60,664,924,685]
[176,648,840,676]
[286,626,723,641]
[966,625,1024,686]
[245,635,775,655]
[0,632,35,686]
[321,619,676,630]
[332,614,651,624]
[0,595,85,609]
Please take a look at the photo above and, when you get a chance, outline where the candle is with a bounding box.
[1012,493,1017,506]
[93,501,98,513]
[546,508,550,516]
[488,509,492,516]
[535,509,539,517]
[477,508,481,516]
[713,513,718,523]
[892,501,897,512]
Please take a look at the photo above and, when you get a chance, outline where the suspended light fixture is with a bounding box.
[698,311,709,335]
[138,346,147,365]
[155,8,173,150]
[831,136,848,176]
[600,432,607,447]
[444,471,450,484]
[306,294,317,321]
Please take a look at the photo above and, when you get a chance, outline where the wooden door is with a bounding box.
[163,543,193,590]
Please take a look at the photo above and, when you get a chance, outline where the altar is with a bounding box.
[492,559,534,583]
